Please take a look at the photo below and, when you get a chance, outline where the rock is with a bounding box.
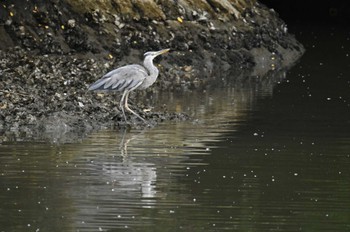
[0,0,304,139]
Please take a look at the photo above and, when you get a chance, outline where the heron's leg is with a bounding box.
[120,90,128,122]
[124,92,147,122]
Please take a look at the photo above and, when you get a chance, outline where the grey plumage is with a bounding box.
[88,48,170,123]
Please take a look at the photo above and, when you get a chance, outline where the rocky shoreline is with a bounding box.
[0,1,304,140]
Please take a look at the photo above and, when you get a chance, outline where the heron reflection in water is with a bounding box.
[88,48,170,123]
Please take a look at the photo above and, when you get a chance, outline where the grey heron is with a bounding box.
[88,48,170,123]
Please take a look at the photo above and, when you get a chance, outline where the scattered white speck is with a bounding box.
[205,147,210,151]
[169,210,175,214]
[193,198,196,202]
[253,132,258,136]
[294,173,298,176]
[327,97,331,101]
[78,102,84,107]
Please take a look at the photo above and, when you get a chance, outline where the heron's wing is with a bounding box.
[88,64,148,91]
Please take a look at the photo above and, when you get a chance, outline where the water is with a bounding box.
[1,24,350,231]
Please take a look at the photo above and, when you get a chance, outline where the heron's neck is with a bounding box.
[143,56,159,78]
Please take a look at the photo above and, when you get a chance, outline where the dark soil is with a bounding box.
[0,1,304,140]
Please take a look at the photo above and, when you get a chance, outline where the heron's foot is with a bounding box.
[133,113,147,123]
[124,104,147,123]
[142,107,153,113]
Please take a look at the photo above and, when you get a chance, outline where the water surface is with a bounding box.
[1,24,350,231]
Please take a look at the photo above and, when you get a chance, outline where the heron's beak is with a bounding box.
[157,48,170,55]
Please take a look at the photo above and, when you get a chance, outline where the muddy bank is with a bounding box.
[0,1,304,140]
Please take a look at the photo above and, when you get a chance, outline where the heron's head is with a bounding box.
[144,48,170,58]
